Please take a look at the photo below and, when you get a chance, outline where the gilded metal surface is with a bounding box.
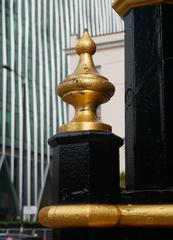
[112,0,173,16]
[38,204,119,228]
[57,30,115,132]
[38,204,173,228]
[119,204,173,227]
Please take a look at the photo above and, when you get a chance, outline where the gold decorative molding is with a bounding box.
[38,204,173,228]
[57,30,115,132]
[112,0,173,17]
[38,205,119,228]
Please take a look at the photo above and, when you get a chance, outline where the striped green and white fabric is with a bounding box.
[0,0,123,219]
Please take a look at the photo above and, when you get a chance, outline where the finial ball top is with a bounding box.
[76,30,96,55]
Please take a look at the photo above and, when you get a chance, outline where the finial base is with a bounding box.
[59,121,112,133]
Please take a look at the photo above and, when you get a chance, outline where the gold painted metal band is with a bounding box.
[38,205,120,228]
[112,0,173,17]
[38,204,173,228]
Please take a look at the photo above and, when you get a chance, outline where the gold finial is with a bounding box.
[57,30,115,132]
[76,30,96,55]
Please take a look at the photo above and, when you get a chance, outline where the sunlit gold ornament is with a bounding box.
[57,30,115,132]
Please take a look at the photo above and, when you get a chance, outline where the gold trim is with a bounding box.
[38,204,119,228]
[38,204,173,228]
[57,30,115,132]
[112,0,173,17]
[119,204,173,227]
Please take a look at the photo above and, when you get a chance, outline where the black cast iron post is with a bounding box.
[112,0,173,239]
[113,0,173,201]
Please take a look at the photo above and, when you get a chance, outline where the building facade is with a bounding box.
[0,0,123,221]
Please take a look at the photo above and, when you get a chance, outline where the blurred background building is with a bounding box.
[0,0,124,222]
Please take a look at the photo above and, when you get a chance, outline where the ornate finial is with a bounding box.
[76,30,96,55]
[57,30,115,132]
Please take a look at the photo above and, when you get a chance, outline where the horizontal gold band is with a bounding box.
[38,205,119,228]
[59,121,112,133]
[38,204,173,228]
[112,0,173,17]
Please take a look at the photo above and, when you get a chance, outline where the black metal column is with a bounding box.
[124,4,173,196]
[49,131,123,240]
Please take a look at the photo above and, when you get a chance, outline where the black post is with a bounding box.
[111,1,173,239]
[49,131,123,240]
[120,2,173,201]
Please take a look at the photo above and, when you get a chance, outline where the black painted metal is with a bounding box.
[49,131,123,204]
[125,4,173,191]
[118,4,173,238]
[48,131,123,240]
[108,3,173,240]
[53,228,173,240]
